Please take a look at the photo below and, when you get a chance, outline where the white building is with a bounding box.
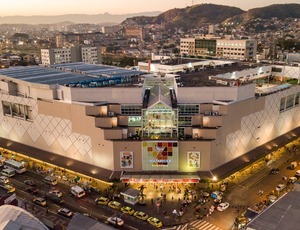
[41,46,102,66]
[216,39,257,60]
[180,37,257,60]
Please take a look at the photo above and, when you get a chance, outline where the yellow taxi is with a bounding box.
[134,211,149,220]
[108,201,122,210]
[4,184,15,193]
[147,217,163,228]
[121,206,135,215]
[95,197,110,205]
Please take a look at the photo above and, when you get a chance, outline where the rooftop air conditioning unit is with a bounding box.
[108,112,115,116]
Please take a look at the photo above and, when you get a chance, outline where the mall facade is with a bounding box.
[0,61,299,183]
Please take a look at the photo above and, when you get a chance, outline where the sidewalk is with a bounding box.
[129,183,213,227]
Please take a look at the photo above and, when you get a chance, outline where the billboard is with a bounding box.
[120,151,133,168]
[142,141,178,171]
[187,151,200,168]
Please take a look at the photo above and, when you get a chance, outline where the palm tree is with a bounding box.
[138,185,147,204]
[183,188,189,200]
[107,183,117,198]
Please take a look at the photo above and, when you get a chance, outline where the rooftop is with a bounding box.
[0,62,145,87]
[247,189,300,230]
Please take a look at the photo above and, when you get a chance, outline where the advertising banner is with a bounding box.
[120,151,133,168]
[187,151,200,168]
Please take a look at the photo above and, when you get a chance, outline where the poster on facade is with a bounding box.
[187,151,200,168]
[120,151,133,168]
[142,141,178,171]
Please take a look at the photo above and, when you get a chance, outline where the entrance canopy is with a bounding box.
[120,174,200,183]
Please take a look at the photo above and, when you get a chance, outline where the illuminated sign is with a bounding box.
[142,141,178,171]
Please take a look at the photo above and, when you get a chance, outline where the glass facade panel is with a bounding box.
[295,93,300,106]
[142,103,178,139]
[178,104,199,115]
[178,116,192,126]
[279,97,285,112]
[128,116,141,126]
[121,105,142,115]
[286,95,294,109]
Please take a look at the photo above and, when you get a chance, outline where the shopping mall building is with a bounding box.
[0,60,299,183]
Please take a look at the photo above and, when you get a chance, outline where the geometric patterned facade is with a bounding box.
[225,86,300,161]
[0,94,92,160]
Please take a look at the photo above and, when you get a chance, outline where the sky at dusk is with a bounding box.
[0,0,299,16]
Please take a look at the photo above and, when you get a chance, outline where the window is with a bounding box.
[121,105,142,115]
[286,95,294,109]
[178,104,199,115]
[271,67,282,73]
[178,116,192,126]
[2,101,32,120]
[128,116,141,126]
[280,97,285,112]
[295,93,300,106]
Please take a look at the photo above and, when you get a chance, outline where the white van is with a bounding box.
[1,168,15,177]
[70,185,85,198]
[43,175,58,186]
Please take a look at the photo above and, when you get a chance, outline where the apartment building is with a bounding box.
[216,39,257,60]
[180,37,257,60]
[124,26,146,40]
[41,46,102,65]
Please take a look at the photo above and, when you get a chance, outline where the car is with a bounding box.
[276,184,286,192]
[33,197,47,206]
[4,184,15,193]
[134,211,149,221]
[295,170,300,177]
[211,191,223,200]
[270,168,279,174]
[121,206,135,215]
[0,176,9,184]
[217,202,230,211]
[107,216,124,226]
[95,197,109,205]
[24,180,37,187]
[268,194,277,203]
[108,201,122,210]
[48,189,62,197]
[289,177,298,183]
[26,186,38,194]
[58,208,73,217]
[147,217,163,228]
[47,193,64,204]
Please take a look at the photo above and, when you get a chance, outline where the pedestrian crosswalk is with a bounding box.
[174,220,222,230]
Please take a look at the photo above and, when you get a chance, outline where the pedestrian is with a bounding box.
[151,198,154,204]
[46,207,49,214]
[172,196,174,201]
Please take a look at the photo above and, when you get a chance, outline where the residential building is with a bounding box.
[216,39,257,60]
[180,37,257,60]
[41,46,102,65]
[124,26,146,40]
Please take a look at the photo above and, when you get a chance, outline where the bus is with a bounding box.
[4,159,26,174]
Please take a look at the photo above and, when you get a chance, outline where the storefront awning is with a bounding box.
[120,174,200,183]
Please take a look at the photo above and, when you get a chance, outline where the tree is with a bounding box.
[183,188,189,200]
[107,183,117,198]
[138,185,147,204]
